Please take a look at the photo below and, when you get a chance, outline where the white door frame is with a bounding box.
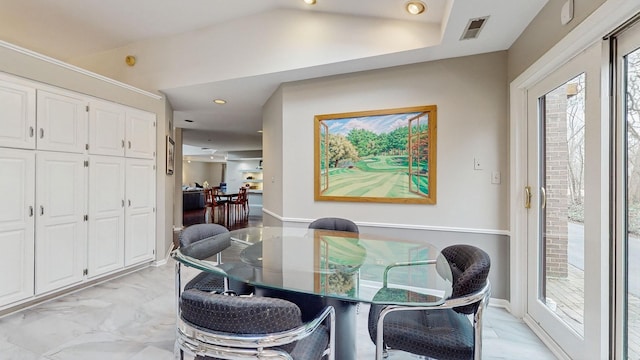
[509,0,640,357]
[613,23,640,360]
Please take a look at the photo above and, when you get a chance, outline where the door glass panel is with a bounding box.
[539,73,586,336]
[624,46,640,360]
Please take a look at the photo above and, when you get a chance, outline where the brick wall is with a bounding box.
[544,85,569,278]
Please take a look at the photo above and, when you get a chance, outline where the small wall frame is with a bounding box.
[166,136,175,175]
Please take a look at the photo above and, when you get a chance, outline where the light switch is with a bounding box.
[491,171,501,184]
[474,157,482,170]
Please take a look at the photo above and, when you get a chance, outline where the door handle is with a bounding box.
[128,141,132,149]
[40,205,44,215]
[39,128,44,139]
[540,186,547,209]
[29,206,34,217]
[29,127,34,138]
[122,139,125,148]
[524,186,532,209]
[128,199,131,207]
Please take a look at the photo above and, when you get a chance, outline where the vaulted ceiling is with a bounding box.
[0,0,547,161]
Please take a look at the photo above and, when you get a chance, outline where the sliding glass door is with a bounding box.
[615,21,640,360]
[526,42,607,359]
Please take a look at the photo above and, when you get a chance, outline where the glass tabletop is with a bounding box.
[172,226,453,306]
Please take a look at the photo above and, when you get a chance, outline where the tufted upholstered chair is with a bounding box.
[177,289,335,360]
[367,244,491,360]
[308,217,359,233]
[178,224,253,295]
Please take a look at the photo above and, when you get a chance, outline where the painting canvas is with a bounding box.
[314,105,436,204]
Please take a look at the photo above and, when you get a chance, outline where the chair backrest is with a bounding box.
[180,289,303,352]
[441,244,491,314]
[178,223,228,247]
[308,217,359,233]
[203,188,214,206]
[234,187,247,203]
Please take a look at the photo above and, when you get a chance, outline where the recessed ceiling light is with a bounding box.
[304,0,316,4]
[187,160,191,163]
[405,1,426,15]
[257,130,263,133]
[213,99,227,104]
[210,156,214,160]
[185,119,194,123]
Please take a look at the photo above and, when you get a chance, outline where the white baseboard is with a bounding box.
[488,297,509,310]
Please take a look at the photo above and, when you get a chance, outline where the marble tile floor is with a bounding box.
[0,260,557,360]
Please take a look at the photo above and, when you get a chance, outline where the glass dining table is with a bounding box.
[172,226,453,360]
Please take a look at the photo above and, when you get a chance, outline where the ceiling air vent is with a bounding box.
[460,16,489,40]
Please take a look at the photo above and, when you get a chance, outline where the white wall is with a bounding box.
[277,51,509,231]
[263,87,284,222]
[225,159,262,192]
[507,0,606,82]
[173,128,184,228]
[262,52,511,299]
[182,161,224,188]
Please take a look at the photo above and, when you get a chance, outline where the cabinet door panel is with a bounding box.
[125,110,155,159]
[125,158,155,266]
[0,79,36,149]
[0,149,35,305]
[89,101,125,156]
[126,212,154,265]
[37,89,87,153]
[88,156,125,277]
[35,152,86,294]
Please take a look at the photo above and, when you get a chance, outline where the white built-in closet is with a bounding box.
[0,72,156,308]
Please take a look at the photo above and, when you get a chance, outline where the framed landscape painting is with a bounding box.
[314,105,436,204]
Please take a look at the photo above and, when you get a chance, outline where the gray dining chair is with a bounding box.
[308,217,359,233]
[177,289,335,360]
[177,223,253,295]
[367,244,491,360]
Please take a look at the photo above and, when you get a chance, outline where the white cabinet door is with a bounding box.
[125,110,156,159]
[0,149,35,306]
[35,152,87,294]
[88,156,125,278]
[36,89,87,153]
[89,100,125,156]
[125,158,155,266]
[0,77,36,149]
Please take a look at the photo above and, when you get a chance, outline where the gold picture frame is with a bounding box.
[314,105,437,204]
